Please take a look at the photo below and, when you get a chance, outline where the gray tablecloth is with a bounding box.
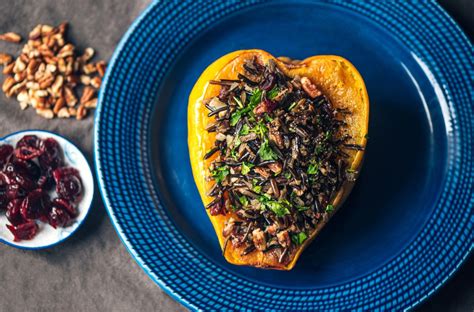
[0,1,472,311]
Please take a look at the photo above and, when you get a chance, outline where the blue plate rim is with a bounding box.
[94,1,473,310]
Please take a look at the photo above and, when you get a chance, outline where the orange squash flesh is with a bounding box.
[188,49,369,270]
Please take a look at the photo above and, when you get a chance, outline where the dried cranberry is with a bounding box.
[3,162,14,173]
[14,146,43,160]
[260,73,276,91]
[0,185,7,210]
[16,135,43,150]
[15,135,44,160]
[48,206,72,228]
[39,138,63,170]
[209,197,225,216]
[10,159,41,181]
[53,167,83,203]
[0,144,13,168]
[52,197,77,217]
[253,99,277,115]
[6,199,24,226]
[37,173,54,190]
[5,184,27,199]
[20,189,51,220]
[6,220,38,241]
[3,172,36,190]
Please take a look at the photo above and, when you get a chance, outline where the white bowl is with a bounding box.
[0,130,94,249]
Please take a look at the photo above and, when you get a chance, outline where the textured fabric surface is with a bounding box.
[0,1,471,311]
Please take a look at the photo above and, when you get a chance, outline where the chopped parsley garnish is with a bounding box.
[291,232,308,245]
[284,172,292,179]
[325,131,332,141]
[241,162,254,175]
[325,204,335,213]
[288,102,297,111]
[264,114,273,122]
[249,88,263,106]
[240,124,250,135]
[230,89,262,126]
[258,139,278,161]
[211,166,229,184]
[239,196,249,206]
[267,86,279,100]
[258,195,290,217]
[297,206,309,212]
[233,96,244,108]
[230,111,243,126]
[315,145,325,155]
[251,120,268,138]
[252,185,262,194]
[307,162,319,175]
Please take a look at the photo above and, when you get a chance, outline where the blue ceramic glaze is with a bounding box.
[95,1,473,310]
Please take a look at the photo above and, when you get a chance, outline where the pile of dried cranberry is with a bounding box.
[0,135,83,241]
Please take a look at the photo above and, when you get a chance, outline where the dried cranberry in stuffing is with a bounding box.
[6,199,24,226]
[260,72,276,91]
[48,206,72,228]
[0,144,13,168]
[6,220,38,241]
[20,189,51,220]
[39,138,63,170]
[53,167,83,202]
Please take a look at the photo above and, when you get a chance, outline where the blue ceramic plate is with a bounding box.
[95,1,472,310]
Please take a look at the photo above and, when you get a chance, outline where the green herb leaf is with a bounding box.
[266,201,290,217]
[315,145,325,155]
[307,162,319,175]
[288,102,297,111]
[240,124,250,135]
[230,111,242,126]
[233,96,243,108]
[249,89,263,107]
[258,139,278,161]
[230,148,238,160]
[251,120,268,138]
[211,166,229,184]
[325,204,335,213]
[241,162,254,175]
[325,131,332,141]
[267,86,279,100]
[239,196,249,206]
[284,172,292,179]
[264,114,273,123]
[297,206,309,212]
[291,232,308,245]
[252,185,262,194]
[234,136,241,148]
[258,196,290,217]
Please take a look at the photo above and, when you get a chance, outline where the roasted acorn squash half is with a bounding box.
[188,49,369,270]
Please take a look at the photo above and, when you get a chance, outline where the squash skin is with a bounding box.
[188,49,369,270]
